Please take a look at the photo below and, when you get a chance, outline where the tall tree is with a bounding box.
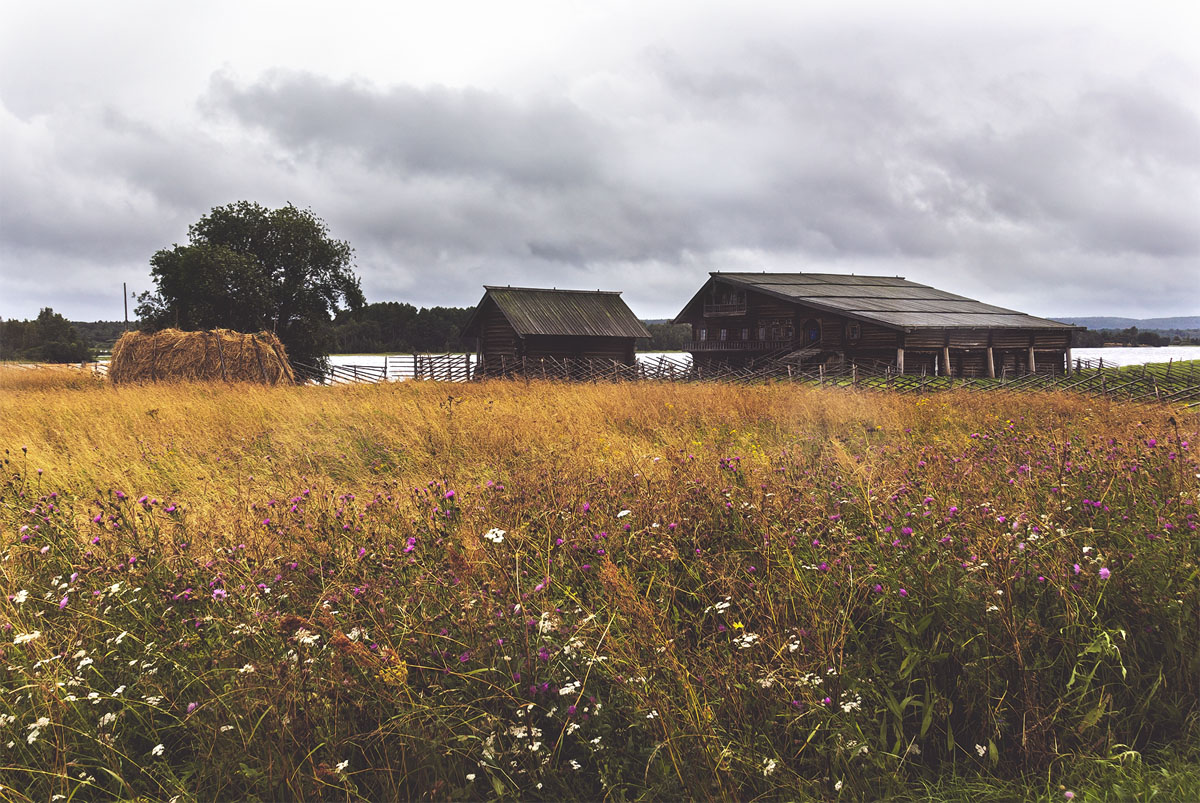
[137,202,364,380]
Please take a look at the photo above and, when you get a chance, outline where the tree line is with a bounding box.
[0,309,90,362]
[1072,327,1198,348]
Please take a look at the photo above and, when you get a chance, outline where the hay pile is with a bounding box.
[109,329,295,385]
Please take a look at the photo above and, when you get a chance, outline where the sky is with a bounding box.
[1,0,1198,323]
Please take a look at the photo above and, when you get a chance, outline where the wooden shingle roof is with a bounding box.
[676,273,1078,331]
[462,286,651,339]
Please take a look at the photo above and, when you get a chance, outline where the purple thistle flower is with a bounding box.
[1099,567,1111,580]
[444,490,455,500]
[212,588,227,601]
[59,595,69,609]
[898,588,908,597]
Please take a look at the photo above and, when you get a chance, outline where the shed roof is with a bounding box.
[675,273,1078,331]
[462,286,651,339]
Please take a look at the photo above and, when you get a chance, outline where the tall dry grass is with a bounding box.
[1,367,1196,801]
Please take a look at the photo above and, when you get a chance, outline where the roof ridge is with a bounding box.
[484,285,622,295]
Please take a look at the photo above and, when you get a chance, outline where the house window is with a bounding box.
[720,329,727,341]
[758,326,767,341]
[847,323,861,342]
[741,328,749,341]
[699,328,707,341]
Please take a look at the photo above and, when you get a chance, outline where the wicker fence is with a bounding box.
[80,353,1199,408]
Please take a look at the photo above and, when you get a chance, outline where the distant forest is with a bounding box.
[0,308,91,362]
[1072,327,1199,347]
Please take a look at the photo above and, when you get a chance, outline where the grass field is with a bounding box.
[1,366,1197,801]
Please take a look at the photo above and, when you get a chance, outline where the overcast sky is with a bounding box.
[2,0,1198,322]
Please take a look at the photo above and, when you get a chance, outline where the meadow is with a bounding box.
[1,366,1197,801]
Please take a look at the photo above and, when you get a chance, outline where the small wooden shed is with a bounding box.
[462,286,650,373]
[674,272,1081,376]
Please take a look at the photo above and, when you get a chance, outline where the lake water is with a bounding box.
[1070,346,1200,368]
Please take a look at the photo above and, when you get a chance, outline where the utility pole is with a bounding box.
[123,283,129,331]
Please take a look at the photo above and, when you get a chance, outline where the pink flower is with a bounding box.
[59,595,69,609]
[444,490,455,500]
[1099,567,1111,580]
[898,588,908,597]
[187,702,197,714]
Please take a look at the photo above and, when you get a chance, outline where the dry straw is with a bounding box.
[108,328,295,385]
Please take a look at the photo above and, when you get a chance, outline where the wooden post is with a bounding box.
[896,347,905,375]
[1027,347,1036,375]
[214,333,228,381]
[383,354,388,381]
[1065,347,1072,376]
[942,346,951,377]
[986,346,995,379]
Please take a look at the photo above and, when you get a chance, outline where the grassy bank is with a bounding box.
[1,368,1197,801]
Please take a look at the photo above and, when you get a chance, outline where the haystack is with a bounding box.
[108,329,295,385]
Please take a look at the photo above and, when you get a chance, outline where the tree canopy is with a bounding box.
[136,202,364,380]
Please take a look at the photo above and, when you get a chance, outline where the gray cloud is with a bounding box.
[2,11,1198,322]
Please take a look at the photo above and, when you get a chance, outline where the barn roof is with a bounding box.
[675,273,1078,331]
[462,286,651,339]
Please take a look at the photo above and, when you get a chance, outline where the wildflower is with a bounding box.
[58,595,69,609]
[898,588,908,598]
[975,744,986,757]
[10,590,28,604]
[483,528,505,544]
[1064,792,1075,800]
[112,685,126,697]
[13,631,41,645]
[569,759,582,770]
[238,663,256,674]
[294,628,320,646]
[335,759,349,774]
[835,780,843,791]
[762,758,778,776]
[444,490,455,500]
[98,712,117,728]
[1099,567,1111,580]
[151,743,165,756]
[187,702,197,715]
[212,588,227,601]
[466,773,476,781]
[617,509,631,518]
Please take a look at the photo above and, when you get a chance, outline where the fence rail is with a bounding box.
[69,352,1196,408]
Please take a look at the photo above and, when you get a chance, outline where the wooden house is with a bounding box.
[462,286,651,373]
[673,273,1080,376]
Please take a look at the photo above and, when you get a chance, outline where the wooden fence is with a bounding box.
[79,352,1198,408]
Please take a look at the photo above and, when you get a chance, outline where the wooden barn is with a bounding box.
[674,273,1080,376]
[462,286,651,374]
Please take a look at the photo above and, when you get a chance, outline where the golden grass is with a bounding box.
[1,366,1185,535]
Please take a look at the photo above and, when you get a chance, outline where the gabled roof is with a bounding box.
[462,286,651,339]
[674,272,1078,331]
